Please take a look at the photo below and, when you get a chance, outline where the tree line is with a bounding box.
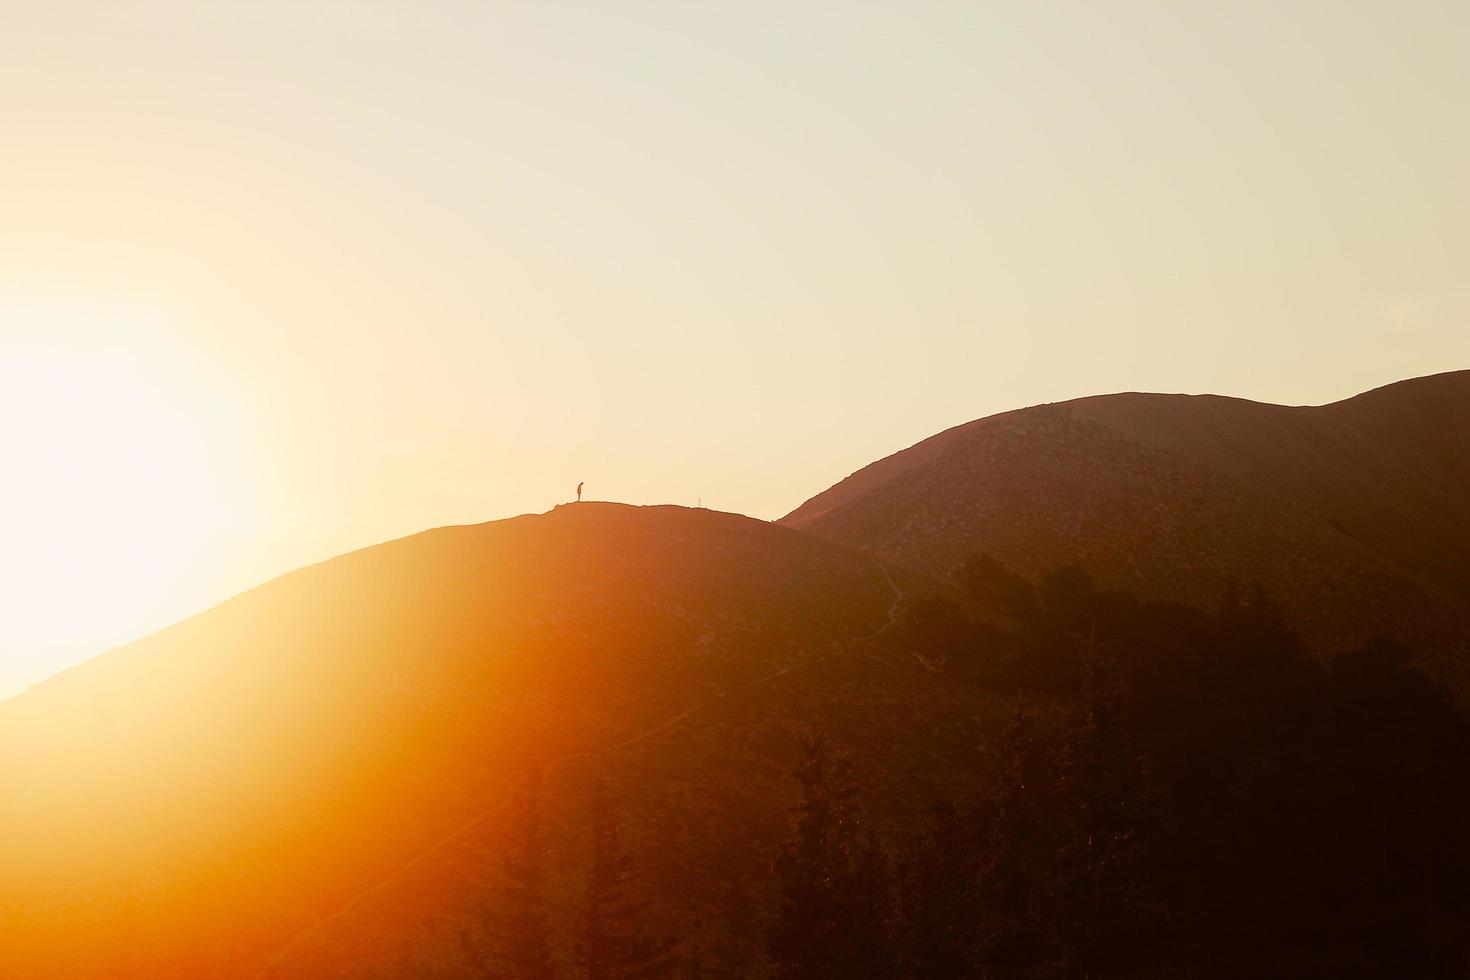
[767,556,1470,978]
[453,554,1470,978]
[456,774,677,980]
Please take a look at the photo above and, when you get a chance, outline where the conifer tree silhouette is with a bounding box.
[769,728,893,979]
[1052,650,1159,978]
[978,697,1053,978]
[577,778,676,979]
[475,771,556,979]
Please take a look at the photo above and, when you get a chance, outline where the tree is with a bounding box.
[897,797,982,977]
[977,698,1054,979]
[578,778,676,979]
[471,771,556,979]
[898,700,1053,978]
[769,728,894,979]
[1051,651,1160,978]
[958,552,1040,624]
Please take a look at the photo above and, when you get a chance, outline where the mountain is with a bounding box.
[5,374,1470,976]
[0,503,1002,978]
[782,371,1470,691]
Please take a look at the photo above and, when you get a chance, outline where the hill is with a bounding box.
[782,371,1470,690]
[0,503,1001,978]
[5,375,1470,976]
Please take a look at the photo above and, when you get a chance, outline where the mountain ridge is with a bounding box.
[3,372,1469,975]
[0,501,995,978]
[781,370,1470,691]
[783,370,1470,533]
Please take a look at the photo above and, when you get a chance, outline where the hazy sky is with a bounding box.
[2,1,1467,692]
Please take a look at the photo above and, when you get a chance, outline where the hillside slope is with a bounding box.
[782,371,1470,689]
[0,503,997,978]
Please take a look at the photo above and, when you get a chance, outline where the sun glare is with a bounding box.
[0,328,241,690]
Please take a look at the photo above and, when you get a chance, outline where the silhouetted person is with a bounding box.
[577,481,584,503]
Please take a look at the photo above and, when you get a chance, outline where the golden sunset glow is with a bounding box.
[0,296,259,692]
[3,1,1469,696]
[1,4,1469,979]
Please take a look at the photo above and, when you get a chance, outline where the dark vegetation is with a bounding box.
[7,496,1469,978]
[760,555,1470,979]
[782,372,1470,683]
[466,775,677,979]
[475,552,1470,978]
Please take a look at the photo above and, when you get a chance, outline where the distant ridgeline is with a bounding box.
[0,371,1467,978]
[783,369,1470,697]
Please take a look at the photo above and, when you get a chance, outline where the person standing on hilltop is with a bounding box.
[577,481,584,503]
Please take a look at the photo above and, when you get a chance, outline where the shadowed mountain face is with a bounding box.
[783,371,1470,690]
[6,374,1468,977]
[0,503,999,978]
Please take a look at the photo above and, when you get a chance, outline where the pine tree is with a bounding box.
[899,797,983,977]
[475,771,556,979]
[768,728,894,980]
[1051,651,1159,978]
[578,778,676,979]
[977,697,1053,979]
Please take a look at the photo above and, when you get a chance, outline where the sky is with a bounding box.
[1,0,1467,695]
